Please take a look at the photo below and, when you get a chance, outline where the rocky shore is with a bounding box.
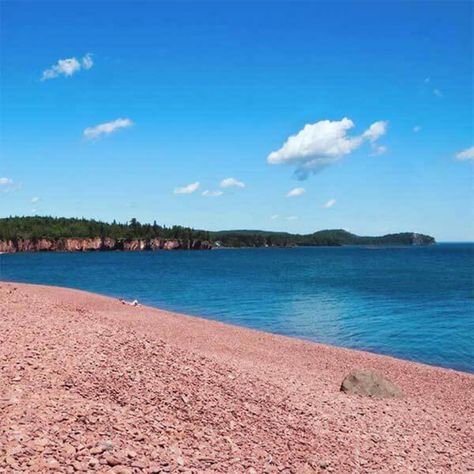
[0,238,212,253]
[1,283,473,473]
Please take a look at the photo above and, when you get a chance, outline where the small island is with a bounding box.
[0,216,435,253]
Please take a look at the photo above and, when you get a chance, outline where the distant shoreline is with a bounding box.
[0,216,436,253]
[0,237,436,254]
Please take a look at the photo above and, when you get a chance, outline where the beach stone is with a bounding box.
[131,459,148,469]
[72,461,88,471]
[109,466,133,474]
[340,370,403,398]
[63,444,76,457]
[98,440,114,452]
[46,458,60,470]
[105,455,124,467]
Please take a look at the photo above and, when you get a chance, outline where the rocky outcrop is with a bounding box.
[191,239,212,250]
[102,238,117,250]
[62,238,103,252]
[0,238,213,253]
[36,239,56,251]
[340,370,403,398]
[0,240,16,253]
[5,239,57,252]
[163,240,181,250]
[150,239,163,250]
[122,240,150,251]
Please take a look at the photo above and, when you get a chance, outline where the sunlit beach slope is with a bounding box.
[1,282,473,473]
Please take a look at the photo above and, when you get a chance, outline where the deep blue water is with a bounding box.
[1,244,473,373]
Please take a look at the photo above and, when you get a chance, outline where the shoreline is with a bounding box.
[1,274,471,375]
[3,281,472,375]
[1,281,473,472]
[0,242,438,254]
[1,277,470,375]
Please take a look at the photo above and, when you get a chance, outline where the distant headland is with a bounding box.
[0,216,435,253]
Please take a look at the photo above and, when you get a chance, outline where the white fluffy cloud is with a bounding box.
[267,118,388,179]
[84,118,133,140]
[286,187,305,197]
[455,147,474,161]
[174,182,200,194]
[41,54,93,81]
[202,190,223,197]
[323,198,336,209]
[220,177,245,188]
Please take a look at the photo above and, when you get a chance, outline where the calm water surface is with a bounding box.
[1,244,473,372]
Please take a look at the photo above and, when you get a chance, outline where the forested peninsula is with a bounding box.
[0,216,435,253]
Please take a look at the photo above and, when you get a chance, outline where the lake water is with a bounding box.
[1,244,473,373]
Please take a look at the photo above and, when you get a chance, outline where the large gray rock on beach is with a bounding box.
[340,370,403,398]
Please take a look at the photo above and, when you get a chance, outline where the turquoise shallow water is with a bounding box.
[1,243,473,373]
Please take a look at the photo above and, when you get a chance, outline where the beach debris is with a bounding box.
[119,298,140,307]
[340,369,403,398]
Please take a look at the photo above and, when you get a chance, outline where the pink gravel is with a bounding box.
[1,282,473,473]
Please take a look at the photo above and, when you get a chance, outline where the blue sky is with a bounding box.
[1,1,472,240]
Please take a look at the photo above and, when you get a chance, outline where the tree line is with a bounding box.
[0,216,435,247]
[0,216,210,242]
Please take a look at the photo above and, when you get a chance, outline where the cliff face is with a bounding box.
[0,238,212,254]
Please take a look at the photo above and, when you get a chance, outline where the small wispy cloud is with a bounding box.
[31,196,40,203]
[323,198,336,209]
[270,214,279,220]
[82,53,93,70]
[174,182,200,194]
[84,118,133,140]
[0,177,13,186]
[286,187,305,198]
[41,54,93,81]
[286,216,298,220]
[370,144,387,156]
[220,177,245,188]
[362,121,388,142]
[423,78,443,99]
[0,177,20,193]
[202,190,223,197]
[413,125,422,133]
[455,146,474,161]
